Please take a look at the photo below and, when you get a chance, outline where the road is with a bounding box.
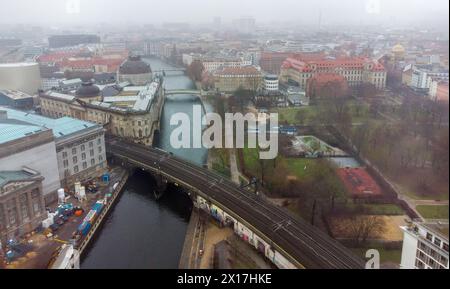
[106,137,364,269]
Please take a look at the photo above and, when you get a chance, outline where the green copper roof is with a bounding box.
[0,107,99,143]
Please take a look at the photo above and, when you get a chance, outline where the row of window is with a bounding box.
[0,190,42,229]
[68,155,104,174]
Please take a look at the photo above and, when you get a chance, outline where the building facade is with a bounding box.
[0,117,61,204]
[264,74,279,92]
[400,222,449,269]
[0,169,47,245]
[280,56,387,90]
[0,62,41,95]
[213,66,263,93]
[39,80,164,146]
[2,108,107,188]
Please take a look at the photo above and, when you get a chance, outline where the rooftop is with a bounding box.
[0,107,99,140]
[0,168,40,188]
[0,120,46,145]
[0,89,33,100]
[0,62,38,68]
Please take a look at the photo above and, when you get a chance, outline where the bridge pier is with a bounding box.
[153,174,168,200]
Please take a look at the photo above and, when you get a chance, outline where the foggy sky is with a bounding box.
[1,0,448,27]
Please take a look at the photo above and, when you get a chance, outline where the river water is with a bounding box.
[81,58,210,269]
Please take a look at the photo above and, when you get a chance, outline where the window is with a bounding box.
[434,238,442,247]
[98,146,102,153]
[443,243,449,252]
[81,144,85,151]
[90,149,94,157]
[82,153,86,160]
[74,166,79,173]
[89,141,93,148]
[72,148,77,155]
[63,160,69,168]
[31,190,41,215]
[91,159,95,166]
[83,162,87,169]
[62,152,68,158]
[97,138,101,145]
[20,194,29,220]
[426,233,433,241]
[99,155,103,162]
[73,156,78,164]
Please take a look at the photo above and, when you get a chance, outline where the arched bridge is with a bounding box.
[164,89,218,97]
[105,137,364,269]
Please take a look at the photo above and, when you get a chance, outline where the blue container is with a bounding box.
[91,202,104,214]
[81,222,92,236]
[77,221,89,233]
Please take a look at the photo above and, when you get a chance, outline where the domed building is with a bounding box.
[75,80,101,102]
[392,44,406,61]
[117,55,152,85]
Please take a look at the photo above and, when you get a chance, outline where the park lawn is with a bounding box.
[416,205,449,220]
[286,158,316,178]
[271,107,317,125]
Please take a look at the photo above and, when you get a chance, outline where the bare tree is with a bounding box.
[347,215,386,244]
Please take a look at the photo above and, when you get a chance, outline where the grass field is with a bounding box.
[285,158,316,178]
[416,205,449,220]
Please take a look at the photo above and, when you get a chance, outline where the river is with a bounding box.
[81,57,210,269]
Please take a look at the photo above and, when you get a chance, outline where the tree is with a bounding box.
[230,86,254,112]
[187,60,204,82]
[358,82,377,99]
[347,215,386,245]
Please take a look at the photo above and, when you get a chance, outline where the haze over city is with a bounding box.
[0,0,448,28]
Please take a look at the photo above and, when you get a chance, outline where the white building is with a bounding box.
[264,74,279,92]
[2,108,107,188]
[0,62,41,95]
[42,78,65,91]
[0,111,61,204]
[400,221,449,269]
[411,67,449,90]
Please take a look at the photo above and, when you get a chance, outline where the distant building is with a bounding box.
[0,63,41,95]
[429,80,449,103]
[39,79,164,146]
[0,168,47,245]
[400,221,449,269]
[213,66,263,93]
[260,52,294,75]
[48,34,100,49]
[202,57,247,73]
[306,73,349,99]
[281,55,386,90]
[0,90,34,109]
[391,44,406,62]
[410,66,449,90]
[264,74,279,92]
[1,108,106,188]
[117,56,152,86]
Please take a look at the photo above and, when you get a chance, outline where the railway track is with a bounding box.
[106,137,364,269]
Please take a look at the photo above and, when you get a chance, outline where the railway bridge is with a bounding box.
[106,137,364,269]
